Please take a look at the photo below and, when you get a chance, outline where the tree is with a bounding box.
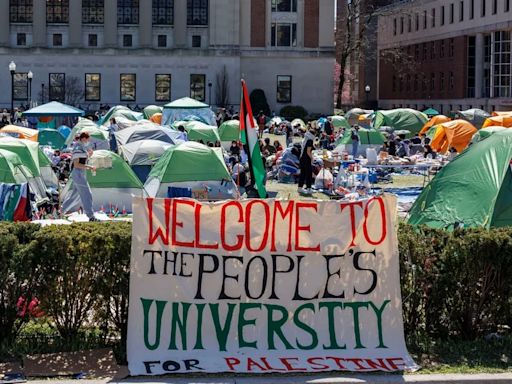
[249,89,271,116]
[215,65,230,108]
[37,76,84,106]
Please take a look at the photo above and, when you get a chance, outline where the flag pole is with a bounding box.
[240,79,258,196]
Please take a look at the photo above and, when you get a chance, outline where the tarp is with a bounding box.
[0,125,38,141]
[419,115,451,136]
[127,195,418,375]
[429,119,477,153]
[180,120,221,143]
[22,101,85,117]
[115,123,181,147]
[218,120,240,142]
[409,129,512,228]
[482,115,512,128]
[119,140,173,166]
[372,109,428,134]
[143,105,163,119]
[162,97,216,126]
[456,108,491,129]
[423,107,439,116]
[38,128,66,149]
[329,115,351,130]
[60,150,143,213]
[345,108,373,125]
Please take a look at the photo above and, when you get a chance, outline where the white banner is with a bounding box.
[127,196,417,375]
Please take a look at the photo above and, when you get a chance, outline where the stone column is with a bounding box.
[104,0,117,48]
[139,0,152,47]
[33,0,47,47]
[69,0,82,47]
[475,33,484,98]
[174,0,187,48]
[0,0,9,46]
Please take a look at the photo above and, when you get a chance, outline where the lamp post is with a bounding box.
[364,84,371,104]
[9,61,16,122]
[41,83,45,104]
[28,70,33,107]
[208,81,212,105]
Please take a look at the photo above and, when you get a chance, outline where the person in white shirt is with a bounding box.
[177,125,189,142]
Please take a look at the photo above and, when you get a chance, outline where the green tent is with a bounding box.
[329,115,351,130]
[61,150,143,213]
[456,108,491,129]
[180,121,220,143]
[0,149,34,184]
[218,120,240,141]
[66,119,109,149]
[408,130,512,229]
[143,105,163,119]
[99,106,142,126]
[336,127,385,145]
[144,142,237,199]
[38,128,66,149]
[372,109,428,134]
[423,107,440,116]
[473,126,508,142]
[345,108,374,125]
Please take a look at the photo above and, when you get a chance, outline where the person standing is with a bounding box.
[177,125,189,142]
[351,125,360,158]
[108,118,119,152]
[61,133,98,222]
[298,129,315,195]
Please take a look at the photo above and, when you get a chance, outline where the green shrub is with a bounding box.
[280,105,308,121]
[249,89,271,116]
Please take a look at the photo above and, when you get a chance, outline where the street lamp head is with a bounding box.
[28,70,33,79]
[208,82,212,88]
[365,85,371,93]
[8,61,16,74]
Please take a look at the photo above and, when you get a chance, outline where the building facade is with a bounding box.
[0,0,335,114]
[377,0,512,113]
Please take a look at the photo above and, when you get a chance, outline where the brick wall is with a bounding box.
[251,0,266,47]
[304,0,320,48]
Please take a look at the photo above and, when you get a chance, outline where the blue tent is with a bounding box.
[23,101,85,117]
[57,125,72,138]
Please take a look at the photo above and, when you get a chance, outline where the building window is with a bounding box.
[422,74,427,91]
[277,75,292,103]
[430,41,436,59]
[392,75,397,92]
[481,0,486,16]
[16,33,26,46]
[190,74,205,101]
[271,0,297,12]
[85,73,101,101]
[406,74,411,91]
[408,15,411,32]
[430,73,436,91]
[450,3,454,22]
[46,0,69,23]
[157,34,167,47]
[414,44,420,60]
[13,73,28,101]
[10,0,33,23]
[120,74,136,101]
[187,0,208,26]
[440,72,445,90]
[440,40,445,57]
[441,5,445,24]
[118,0,139,24]
[449,71,455,89]
[400,16,404,33]
[414,74,419,91]
[192,35,201,47]
[123,34,133,47]
[492,31,511,98]
[506,0,510,11]
[431,8,436,27]
[83,0,104,23]
[49,73,65,102]
[423,10,427,28]
[393,18,397,35]
[88,34,98,47]
[271,23,297,47]
[422,43,427,60]
[415,13,419,31]
[460,0,464,20]
[53,33,62,46]
[155,74,171,101]
[153,0,174,25]
[470,0,475,17]
[449,38,455,56]
[467,35,476,97]
[492,0,497,13]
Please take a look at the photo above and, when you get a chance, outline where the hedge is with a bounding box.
[1,222,511,359]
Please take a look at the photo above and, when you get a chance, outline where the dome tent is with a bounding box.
[456,108,491,129]
[218,120,241,142]
[409,129,512,229]
[99,105,142,126]
[419,115,451,136]
[65,119,109,150]
[372,108,428,135]
[162,97,216,126]
[143,105,163,119]
[114,122,181,147]
[38,128,66,149]
[60,150,143,214]
[144,142,237,200]
[429,119,477,153]
[119,139,173,182]
[334,127,385,156]
[177,120,221,143]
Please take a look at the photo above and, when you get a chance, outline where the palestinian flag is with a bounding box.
[240,80,267,198]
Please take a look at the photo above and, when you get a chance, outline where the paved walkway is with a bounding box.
[27,373,512,384]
